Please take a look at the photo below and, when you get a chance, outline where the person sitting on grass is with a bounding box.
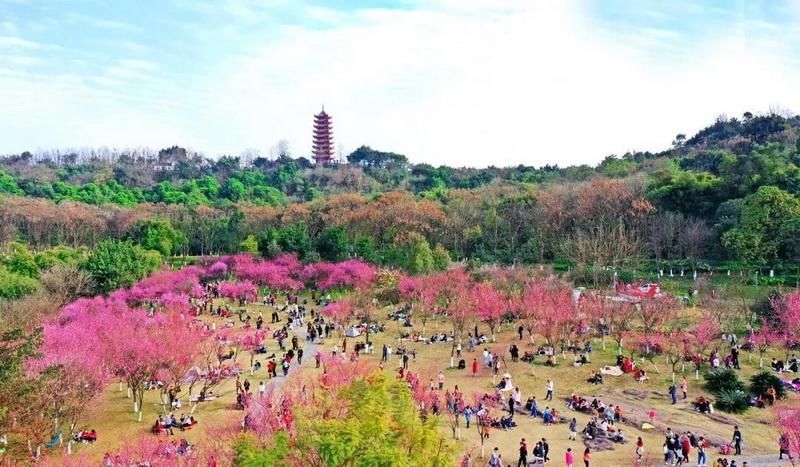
[588,371,603,385]
[80,429,97,443]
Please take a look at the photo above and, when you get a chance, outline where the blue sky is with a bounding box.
[1,0,799,167]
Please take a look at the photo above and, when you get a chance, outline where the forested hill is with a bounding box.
[0,111,798,275]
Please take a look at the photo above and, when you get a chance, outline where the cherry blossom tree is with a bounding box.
[472,282,505,343]
[516,279,547,345]
[662,330,690,383]
[598,299,638,355]
[233,254,304,291]
[312,259,376,291]
[536,285,577,359]
[239,329,269,375]
[752,327,780,368]
[218,281,258,302]
[322,299,355,336]
[205,260,229,279]
[775,403,800,466]
[687,317,721,379]
[773,291,800,360]
[636,296,679,357]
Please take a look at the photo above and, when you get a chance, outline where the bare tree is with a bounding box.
[678,218,711,270]
[562,222,642,287]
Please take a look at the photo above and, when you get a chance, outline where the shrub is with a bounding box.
[0,267,40,300]
[714,389,749,414]
[704,368,745,394]
[750,371,786,400]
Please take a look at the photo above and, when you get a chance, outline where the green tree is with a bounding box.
[234,432,291,467]
[4,242,40,278]
[129,218,187,257]
[354,237,380,264]
[234,373,451,466]
[239,234,259,254]
[402,233,434,274]
[83,240,162,294]
[0,267,39,299]
[275,224,311,258]
[316,227,350,262]
[722,186,800,264]
[431,244,451,271]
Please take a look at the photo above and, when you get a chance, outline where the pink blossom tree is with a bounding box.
[775,404,800,466]
[238,329,269,375]
[322,299,355,336]
[516,280,546,345]
[752,326,780,368]
[636,296,679,358]
[472,282,505,343]
[218,281,258,302]
[398,274,442,337]
[687,317,721,379]
[536,286,577,359]
[773,291,800,360]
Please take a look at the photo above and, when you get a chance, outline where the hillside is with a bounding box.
[0,112,797,275]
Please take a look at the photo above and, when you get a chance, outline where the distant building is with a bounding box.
[312,107,335,165]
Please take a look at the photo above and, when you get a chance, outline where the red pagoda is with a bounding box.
[312,107,334,165]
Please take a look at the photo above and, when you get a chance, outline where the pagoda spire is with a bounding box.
[312,107,334,165]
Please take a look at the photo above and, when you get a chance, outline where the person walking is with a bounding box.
[541,438,550,462]
[732,425,743,455]
[583,447,591,467]
[545,379,554,401]
[463,406,473,428]
[569,418,578,440]
[438,371,445,390]
[680,377,688,399]
[529,396,540,418]
[565,448,574,467]
[472,358,478,377]
[697,437,707,466]
[635,437,644,463]
[489,447,502,467]
[669,384,677,405]
[518,438,528,467]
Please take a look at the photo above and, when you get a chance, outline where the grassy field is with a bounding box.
[50,297,791,466]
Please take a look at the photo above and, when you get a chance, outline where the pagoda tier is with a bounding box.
[312,108,334,164]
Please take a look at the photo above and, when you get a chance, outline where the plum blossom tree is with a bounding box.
[322,299,355,336]
[662,330,690,383]
[773,291,800,359]
[472,282,505,343]
[233,254,304,291]
[752,327,779,368]
[218,281,258,302]
[775,404,800,466]
[536,286,577,359]
[398,274,441,337]
[687,318,721,379]
[636,296,679,358]
[239,329,268,375]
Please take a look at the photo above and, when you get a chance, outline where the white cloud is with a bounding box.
[1,1,799,166]
[0,35,39,49]
[195,1,800,166]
